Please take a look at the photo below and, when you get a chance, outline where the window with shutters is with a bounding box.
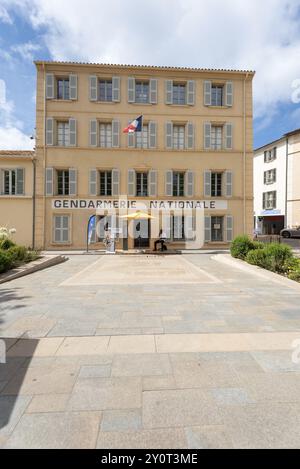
[172,83,186,105]
[57,78,70,100]
[264,147,277,163]
[211,85,224,106]
[135,124,149,148]
[173,172,185,197]
[57,121,70,146]
[263,191,277,210]
[264,169,276,185]
[211,216,224,242]
[211,126,223,150]
[173,125,185,150]
[135,81,149,103]
[2,169,16,195]
[99,80,113,102]
[100,171,112,196]
[211,173,222,197]
[53,215,70,243]
[99,123,112,148]
[136,172,148,197]
[57,170,70,196]
[172,215,185,241]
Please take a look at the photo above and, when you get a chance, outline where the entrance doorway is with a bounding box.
[134,219,150,248]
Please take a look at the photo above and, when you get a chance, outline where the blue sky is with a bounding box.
[0,0,300,150]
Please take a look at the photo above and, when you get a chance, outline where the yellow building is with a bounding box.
[0,151,35,248]
[32,61,254,251]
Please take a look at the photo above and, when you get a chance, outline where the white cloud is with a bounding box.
[0,4,13,24]
[11,41,41,61]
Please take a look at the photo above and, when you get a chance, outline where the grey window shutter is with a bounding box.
[224,123,233,150]
[165,121,173,149]
[127,120,135,148]
[204,170,211,197]
[69,168,77,196]
[174,216,183,239]
[46,73,54,99]
[128,77,135,103]
[69,74,78,100]
[149,121,157,149]
[204,216,211,242]
[0,169,3,195]
[165,170,173,196]
[112,76,120,102]
[112,120,120,147]
[225,81,233,107]
[112,169,120,196]
[16,168,24,195]
[187,80,195,105]
[204,122,211,150]
[185,171,194,197]
[148,170,157,197]
[89,169,98,196]
[226,215,233,242]
[225,171,233,197]
[186,122,194,150]
[45,168,54,196]
[149,79,158,104]
[185,215,195,240]
[46,117,54,146]
[69,118,77,146]
[89,75,98,101]
[89,119,98,147]
[165,80,173,104]
[204,81,212,106]
[128,169,136,196]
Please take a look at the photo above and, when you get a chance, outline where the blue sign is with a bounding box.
[260,210,281,216]
[88,215,96,244]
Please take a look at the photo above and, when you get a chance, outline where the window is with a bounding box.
[136,172,148,197]
[264,147,277,163]
[57,170,69,196]
[172,83,186,105]
[211,216,224,242]
[57,78,70,100]
[173,172,185,197]
[264,169,276,185]
[136,125,148,148]
[135,81,149,103]
[99,123,112,148]
[173,125,185,150]
[172,215,185,241]
[211,85,224,106]
[211,173,222,197]
[3,169,16,195]
[100,171,112,196]
[54,215,70,243]
[57,121,70,146]
[211,126,223,150]
[263,191,277,210]
[99,80,112,102]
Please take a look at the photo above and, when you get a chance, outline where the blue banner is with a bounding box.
[88,215,96,244]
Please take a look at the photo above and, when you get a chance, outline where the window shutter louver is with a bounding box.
[45,168,54,196]
[112,120,120,147]
[185,171,194,197]
[127,119,135,148]
[46,117,54,146]
[204,81,212,106]
[69,168,77,196]
[165,121,173,149]
[128,77,135,103]
[69,118,77,146]
[204,170,211,197]
[128,169,136,196]
[165,80,173,104]
[148,170,157,197]
[89,119,97,147]
[112,76,120,102]
[174,216,183,240]
[89,169,98,196]
[204,122,211,150]
[46,73,54,99]
[112,169,120,196]
[149,121,157,149]
[0,169,3,195]
[185,215,195,241]
[224,123,233,150]
[187,80,195,105]
[225,171,233,197]
[165,170,173,196]
[149,79,158,104]
[204,216,211,242]
[186,122,195,150]
[89,75,98,101]
[16,168,24,195]
[225,81,233,107]
[69,74,78,100]
[226,215,233,242]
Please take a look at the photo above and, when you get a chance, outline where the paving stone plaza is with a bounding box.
[1,253,300,448]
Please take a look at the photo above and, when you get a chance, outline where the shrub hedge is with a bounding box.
[0,245,39,274]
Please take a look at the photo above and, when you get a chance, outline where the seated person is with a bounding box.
[154,229,167,251]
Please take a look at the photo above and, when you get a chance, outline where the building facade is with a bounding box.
[33,61,254,250]
[0,151,35,247]
[254,129,300,235]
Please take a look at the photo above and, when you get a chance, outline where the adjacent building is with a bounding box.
[254,128,300,234]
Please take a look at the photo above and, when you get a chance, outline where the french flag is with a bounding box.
[123,115,143,133]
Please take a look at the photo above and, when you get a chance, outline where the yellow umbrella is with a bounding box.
[119,211,155,220]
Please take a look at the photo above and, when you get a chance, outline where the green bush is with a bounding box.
[288,269,300,282]
[0,251,13,273]
[7,245,28,264]
[245,248,273,270]
[0,238,15,250]
[230,235,256,260]
[263,243,293,273]
[252,241,265,250]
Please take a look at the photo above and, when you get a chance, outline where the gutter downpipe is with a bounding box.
[32,157,36,249]
[43,62,46,249]
[285,136,289,228]
[243,72,249,234]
